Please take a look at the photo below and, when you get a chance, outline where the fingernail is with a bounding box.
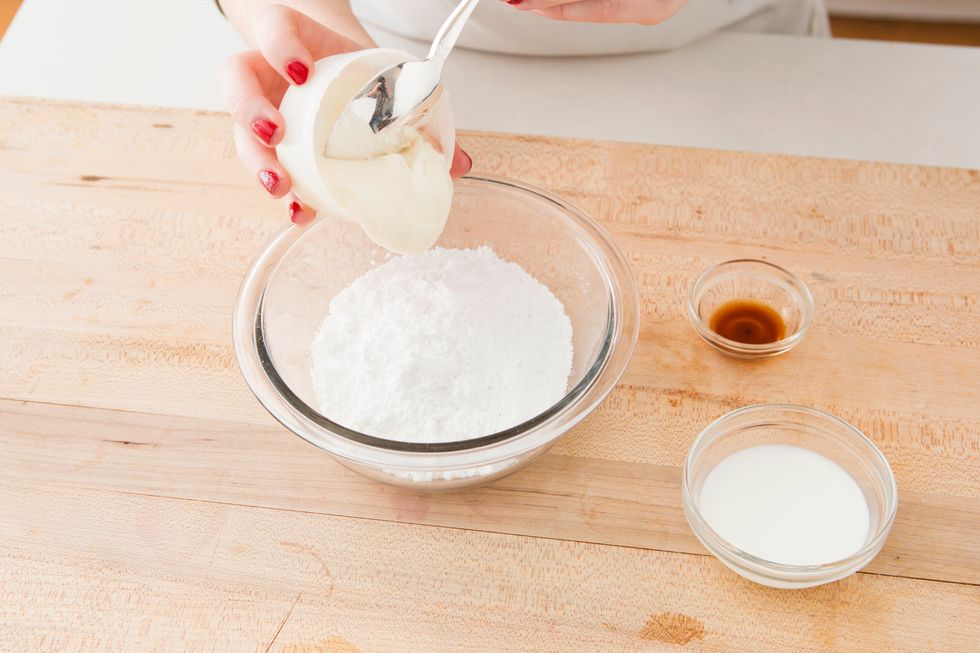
[461,148,473,174]
[286,60,309,85]
[252,119,277,145]
[288,201,301,222]
[258,170,281,195]
[506,0,524,5]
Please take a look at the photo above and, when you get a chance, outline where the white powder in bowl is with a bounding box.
[310,246,573,443]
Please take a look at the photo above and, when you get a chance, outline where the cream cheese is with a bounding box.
[277,49,454,255]
[319,127,452,255]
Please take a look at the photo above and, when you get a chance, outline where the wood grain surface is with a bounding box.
[1,97,978,652]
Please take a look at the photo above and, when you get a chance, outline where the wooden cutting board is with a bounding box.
[0,97,978,652]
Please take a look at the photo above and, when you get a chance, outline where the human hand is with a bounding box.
[500,0,686,24]
[220,4,472,226]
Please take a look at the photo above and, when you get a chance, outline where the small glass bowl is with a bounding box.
[233,176,640,491]
[682,404,898,589]
[688,259,814,359]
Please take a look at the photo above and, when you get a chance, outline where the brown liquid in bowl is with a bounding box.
[709,299,787,345]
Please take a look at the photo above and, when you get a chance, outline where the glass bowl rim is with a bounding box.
[681,403,899,577]
[687,259,815,354]
[233,174,640,457]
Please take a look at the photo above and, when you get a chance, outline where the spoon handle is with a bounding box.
[426,0,482,74]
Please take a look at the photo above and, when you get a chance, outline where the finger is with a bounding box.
[253,4,361,86]
[529,0,684,24]
[449,144,472,179]
[233,125,291,198]
[220,51,287,147]
[501,0,567,8]
[286,194,316,226]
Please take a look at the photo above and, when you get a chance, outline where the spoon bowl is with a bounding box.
[326,0,481,159]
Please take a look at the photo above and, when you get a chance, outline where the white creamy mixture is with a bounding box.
[698,444,871,566]
[277,50,454,256]
[325,97,419,160]
[318,127,452,256]
[310,247,574,442]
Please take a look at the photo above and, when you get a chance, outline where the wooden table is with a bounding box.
[1,98,978,652]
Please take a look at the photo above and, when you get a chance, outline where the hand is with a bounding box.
[501,0,686,24]
[219,4,472,226]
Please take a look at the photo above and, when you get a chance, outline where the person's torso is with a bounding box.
[351,0,828,56]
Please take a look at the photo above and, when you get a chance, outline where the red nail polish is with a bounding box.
[288,201,302,223]
[258,170,281,195]
[461,148,473,174]
[252,119,277,145]
[507,0,524,5]
[286,61,309,85]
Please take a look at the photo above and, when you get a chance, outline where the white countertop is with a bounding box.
[1,0,978,169]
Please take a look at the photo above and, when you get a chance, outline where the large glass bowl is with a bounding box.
[233,176,640,490]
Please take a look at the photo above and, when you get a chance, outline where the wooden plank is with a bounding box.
[1,248,977,486]
[2,399,977,585]
[0,103,977,483]
[1,98,979,645]
[2,480,978,652]
[2,98,978,263]
[0,0,20,39]
[830,16,980,47]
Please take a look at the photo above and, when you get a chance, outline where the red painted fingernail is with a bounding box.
[461,148,473,174]
[286,60,309,85]
[252,119,277,145]
[506,0,524,5]
[288,201,302,223]
[258,170,281,195]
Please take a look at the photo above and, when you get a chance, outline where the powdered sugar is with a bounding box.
[311,246,573,442]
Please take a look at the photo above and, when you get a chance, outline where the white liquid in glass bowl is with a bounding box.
[698,444,871,567]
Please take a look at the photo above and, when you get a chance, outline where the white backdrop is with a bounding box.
[1,0,978,169]
[0,0,243,109]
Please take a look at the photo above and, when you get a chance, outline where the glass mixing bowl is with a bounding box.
[233,176,640,490]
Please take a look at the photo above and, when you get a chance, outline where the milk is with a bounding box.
[698,444,871,566]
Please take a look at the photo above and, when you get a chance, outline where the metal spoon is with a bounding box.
[325,0,481,158]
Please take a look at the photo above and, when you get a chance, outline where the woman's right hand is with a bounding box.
[219,4,473,226]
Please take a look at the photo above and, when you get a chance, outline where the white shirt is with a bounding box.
[352,0,830,56]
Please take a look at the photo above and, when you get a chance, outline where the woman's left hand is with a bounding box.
[501,0,686,24]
